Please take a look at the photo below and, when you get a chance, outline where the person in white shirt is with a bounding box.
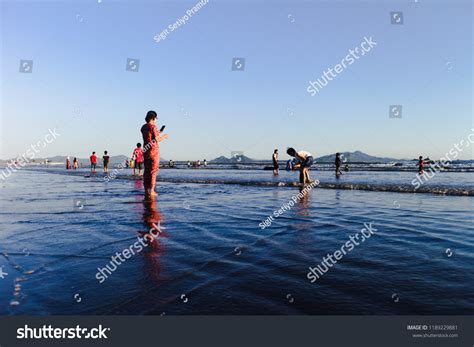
[286,147,314,185]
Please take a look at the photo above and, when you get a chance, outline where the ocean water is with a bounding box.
[0,168,473,315]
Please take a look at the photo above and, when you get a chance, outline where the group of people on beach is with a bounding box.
[274,149,348,183]
[68,109,430,199]
[88,111,169,199]
[86,151,110,173]
[136,110,315,196]
[65,157,79,170]
[75,143,145,177]
[272,148,315,185]
[187,159,207,168]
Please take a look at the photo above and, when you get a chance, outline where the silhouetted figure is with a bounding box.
[418,156,424,174]
[335,153,343,177]
[272,149,279,175]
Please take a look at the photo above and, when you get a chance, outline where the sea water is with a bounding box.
[0,168,472,314]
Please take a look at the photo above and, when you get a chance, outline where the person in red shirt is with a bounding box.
[140,111,168,198]
[132,143,144,176]
[90,151,97,172]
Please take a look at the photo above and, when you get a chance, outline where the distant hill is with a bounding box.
[316,151,397,163]
[210,155,255,163]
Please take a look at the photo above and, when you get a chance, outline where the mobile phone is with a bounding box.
[160,125,166,132]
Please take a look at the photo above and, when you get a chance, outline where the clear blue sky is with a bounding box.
[1,0,472,161]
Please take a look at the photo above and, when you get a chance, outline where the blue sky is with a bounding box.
[1,0,472,161]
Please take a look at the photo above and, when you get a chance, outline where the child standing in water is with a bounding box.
[141,110,168,198]
[133,143,144,176]
[73,157,78,170]
[286,147,314,185]
[66,157,71,170]
[103,151,110,173]
[90,152,97,172]
[418,156,424,174]
[272,149,279,175]
[335,153,342,177]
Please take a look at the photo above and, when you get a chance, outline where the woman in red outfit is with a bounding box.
[141,110,168,198]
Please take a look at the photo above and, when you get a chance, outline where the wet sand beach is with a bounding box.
[0,169,473,315]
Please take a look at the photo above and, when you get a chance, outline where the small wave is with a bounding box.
[23,169,473,196]
[151,178,472,196]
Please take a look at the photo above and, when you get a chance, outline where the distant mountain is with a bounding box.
[316,151,397,163]
[210,155,255,163]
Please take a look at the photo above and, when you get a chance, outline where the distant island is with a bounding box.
[210,155,255,164]
[210,151,398,164]
[315,151,397,163]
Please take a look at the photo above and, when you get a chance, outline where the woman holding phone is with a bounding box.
[140,110,168,198]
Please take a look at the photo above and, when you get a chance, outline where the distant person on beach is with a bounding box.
[103,151,110,173]
[335,153,342,176]
[141,110,169,198]
[196,160,201,167]
[90,152,97,172]
[204,159,208,167]
[272,149,279,175]
[73,157,78,170]
[66,157,71,170]
[168,160,175,168]
[287,148,314,185]
[133,143,144,176]
[418,156,424,174]
[344,164,349,172]
[187,161,191,168]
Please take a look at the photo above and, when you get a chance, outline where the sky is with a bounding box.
[1,0,472,161]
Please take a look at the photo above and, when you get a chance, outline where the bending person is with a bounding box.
[141,110,168,198]
[286,147,314,185]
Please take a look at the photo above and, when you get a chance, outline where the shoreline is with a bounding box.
[16,168,474,196]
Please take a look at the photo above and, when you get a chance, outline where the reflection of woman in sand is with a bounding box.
[142,196,163,247]
[141,194,165,284]
[140,111,168,199]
